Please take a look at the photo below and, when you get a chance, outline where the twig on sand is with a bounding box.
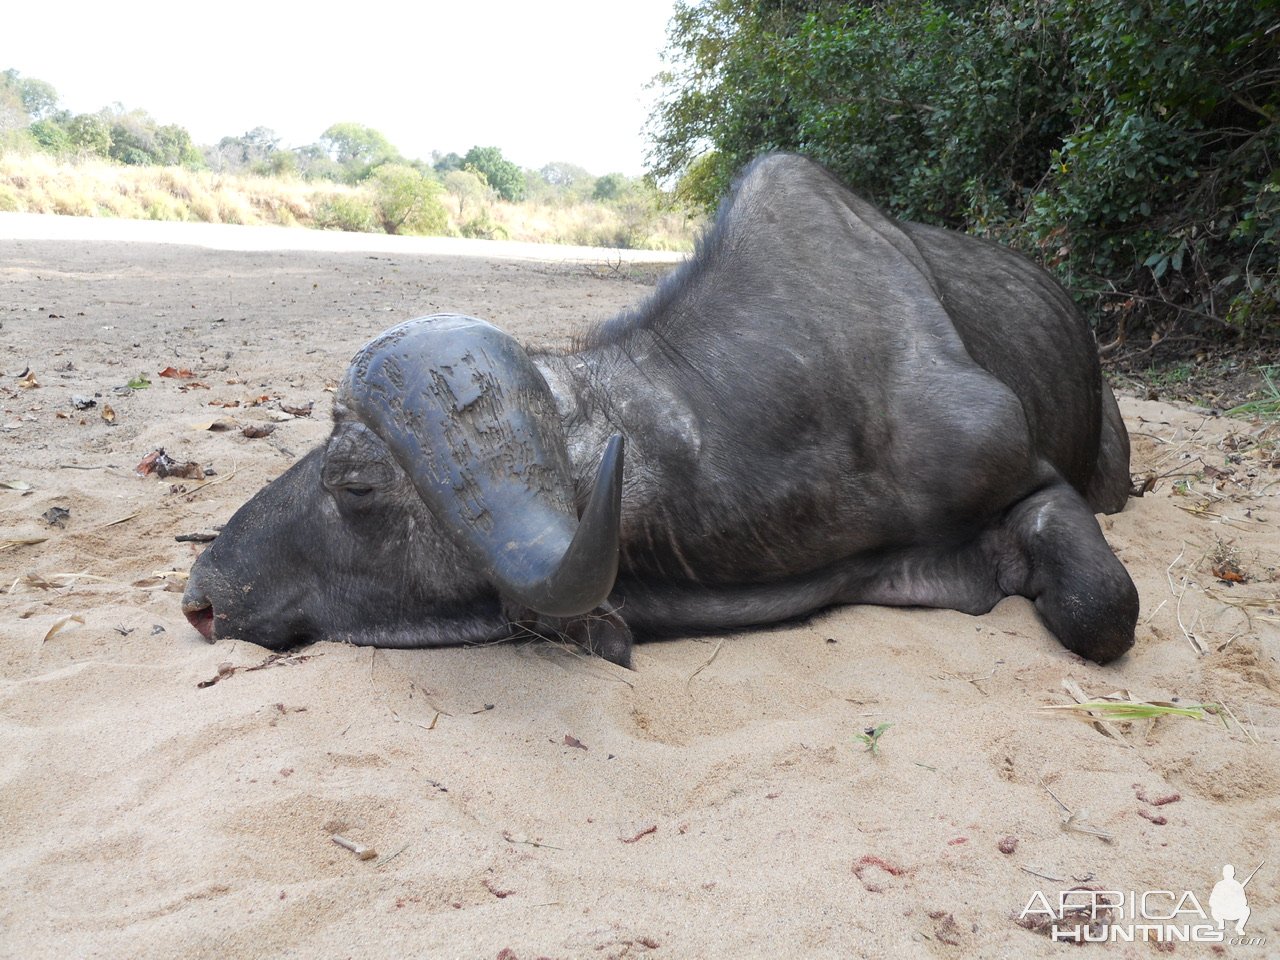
[97,511,141,528]
[935,661,1002,695]
[1216,699,1261,745]
[390,709,438,731]
[687,638,724,685]
[11,571,113,592]
[503,830,564,851]
[331,834,377,860]
[375,843,411,868]
[1172,501,1262,528]
[1019,865,1067,883]
[196,652,318,687]
[1165,544,1188,595]
[1,536,48,552]
[1217,631,1246,652]
[42,613,85,643]
[1038,776,1114,843]
[1164,544,1207,654]
[1206,591,1280,610]
[1206,589,1279,637]
[244,652,315,672]
[1139,598,1168,625]
[1174,580,1207,655]
[186,464,239,497]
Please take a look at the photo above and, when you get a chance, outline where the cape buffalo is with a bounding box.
[182,153,1139,668]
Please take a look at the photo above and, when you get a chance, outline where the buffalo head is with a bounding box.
[182,314,630,663]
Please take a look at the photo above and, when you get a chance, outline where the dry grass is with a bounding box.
[0,153,353,227]
[0,154,701,250]
[490,200,698,251]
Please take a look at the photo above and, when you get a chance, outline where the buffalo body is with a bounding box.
[184,155,1138,667]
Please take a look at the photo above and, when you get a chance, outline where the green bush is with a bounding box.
[319,123,400,183]
[29,118,71,155]
[592,173,628,202]
[367,164,448,235]
[650,0,1279,345]
[463,146,525,202]
[459,208,509,240]
[66,114,111,158]
[312,192,379,232]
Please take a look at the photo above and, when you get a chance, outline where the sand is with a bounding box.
[1,216,1277,959]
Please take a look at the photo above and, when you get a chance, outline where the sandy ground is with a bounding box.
[1,217,1278,959]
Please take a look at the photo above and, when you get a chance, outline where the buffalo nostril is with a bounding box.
[183,602,216,642]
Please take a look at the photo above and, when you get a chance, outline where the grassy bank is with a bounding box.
[0,154,700,251]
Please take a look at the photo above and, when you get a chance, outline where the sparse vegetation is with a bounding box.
[1225,365,1280,419]
[0,152,699,248]
[856,722,892,755]
[367,164,448,235]
[0,67,702,251]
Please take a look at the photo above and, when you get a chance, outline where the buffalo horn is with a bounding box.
[341,315,623,617]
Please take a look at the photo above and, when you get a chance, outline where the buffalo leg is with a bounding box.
[615,545,1009,638]
[996,483,1138,663]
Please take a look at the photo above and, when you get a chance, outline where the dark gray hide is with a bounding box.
[183,154,1138,668]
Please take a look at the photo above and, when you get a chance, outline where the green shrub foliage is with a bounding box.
[650,0,1278,344]
[368,164,448,235]
[463,146,526,202]
[313,193,379,233]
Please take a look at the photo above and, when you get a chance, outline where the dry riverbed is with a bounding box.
[1,218,1277,958]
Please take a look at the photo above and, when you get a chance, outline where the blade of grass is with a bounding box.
[1042,700,1214,721]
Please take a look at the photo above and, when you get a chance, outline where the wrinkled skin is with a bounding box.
[185,154,1139,668]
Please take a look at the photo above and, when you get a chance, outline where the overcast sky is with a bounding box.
[3,0,680,175]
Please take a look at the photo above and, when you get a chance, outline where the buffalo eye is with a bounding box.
[321,453,395,506]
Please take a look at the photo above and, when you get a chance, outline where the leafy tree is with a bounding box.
[673,150,726,210]
[1,69,58,121]
[293,143,345,182]
[368,164,448,235]
[0,86,30,151]
[443,168,492,220]
[154,123,203,167]
[649,0,1279,344]
[592,172,629,202]
[66,113,111,158]
[16,77,57,120]
[29,116,72,154]
[319,122,399,181]
[433,151,465,174]
[90,105,203,167]
[106,108,158,165]
[463,145,525,201]
[209,126,281,172]
[540,161,593,189]
[257,150,298,178]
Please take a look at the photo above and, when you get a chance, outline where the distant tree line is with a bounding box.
[1,70,203,168]
[649,0,1278,350]
[0,68,671,244]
